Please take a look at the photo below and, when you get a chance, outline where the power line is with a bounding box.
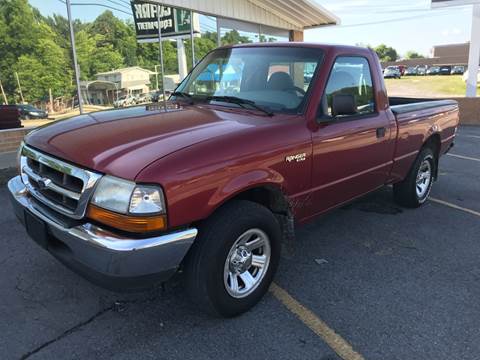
[103,0,131,11]
[334,10,459,28]
[57,0,132,16]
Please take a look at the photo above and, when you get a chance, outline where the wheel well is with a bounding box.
[424,133,441,156]
[230,186,291,215]
[228,186,295,245]
[423,133,441,178]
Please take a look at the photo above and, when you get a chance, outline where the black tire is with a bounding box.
[393,147,436,208]
[183,200,282,317]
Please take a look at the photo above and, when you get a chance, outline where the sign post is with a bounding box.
[467,4,480,97]
[66,0,84,114]
[432,0,480,97]
[157,4,167,111]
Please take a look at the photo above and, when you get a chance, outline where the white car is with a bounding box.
[114,95,135,108]
[384,67,401,79]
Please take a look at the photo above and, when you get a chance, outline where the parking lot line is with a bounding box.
[270,283,365,360]
[430,198,480,218]
[447,154,480,163]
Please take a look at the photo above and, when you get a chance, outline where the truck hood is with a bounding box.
[25,105,259,179]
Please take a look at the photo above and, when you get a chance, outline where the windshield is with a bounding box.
[176,46,324,114]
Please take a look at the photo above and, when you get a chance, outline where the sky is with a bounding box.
[29,0,473,57]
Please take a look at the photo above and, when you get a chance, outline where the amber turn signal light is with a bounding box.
[87,205,167,233]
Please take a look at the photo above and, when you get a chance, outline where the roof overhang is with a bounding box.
[148,0,339,31]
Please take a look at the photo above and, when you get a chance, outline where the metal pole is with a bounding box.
[467,4,480,97]
[155,65,159,90]
[0,79,8,105]
[216,18,221,47]
[190,10,195,67]
[66,0,84,114]
[157,5,167,111]
[15,72,24,103]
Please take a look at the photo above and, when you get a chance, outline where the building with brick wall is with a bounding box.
[382,42,473,69]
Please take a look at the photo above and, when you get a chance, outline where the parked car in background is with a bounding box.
[451,66,465,75]
[439,66,452,75]
[135,93,152,104]
[416,65,428,76]
[384,66,401,79]
[114,95,136,108]
[427,66,441,75]
[405,67,417,76]
[16,104,48,120]
[0,105,23,129]
[8,43,459,317]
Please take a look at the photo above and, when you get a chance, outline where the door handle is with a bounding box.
[376,127,386,138]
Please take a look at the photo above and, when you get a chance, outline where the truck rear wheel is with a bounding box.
[393,147,436,208]
[183,200,281,317]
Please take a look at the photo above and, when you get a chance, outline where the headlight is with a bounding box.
[88,175,167,233]
[91,176,135,213]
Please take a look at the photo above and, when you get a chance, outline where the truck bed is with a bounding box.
[387,97,459,183]
[389,97,458,115]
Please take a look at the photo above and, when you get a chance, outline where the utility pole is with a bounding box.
[0,79,8,105]
[66,0,84,114]
[467,4,480,97]
[157,5,167,111]
[190,10,195,67]
[15,72,24,104]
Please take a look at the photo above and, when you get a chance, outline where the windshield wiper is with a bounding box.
[170,91,194,105]
[206,96,274,117]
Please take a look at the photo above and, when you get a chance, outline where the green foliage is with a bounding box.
[221,29,252,46]
[405,51,424,59]
[373,44,399,62]
[0,1,268,104]
[0,0,73,103]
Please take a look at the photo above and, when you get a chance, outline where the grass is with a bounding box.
[384,75,473,98]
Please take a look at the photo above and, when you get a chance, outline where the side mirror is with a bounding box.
[332,94,357,117]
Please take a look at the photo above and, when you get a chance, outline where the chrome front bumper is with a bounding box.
[8,176,198,290]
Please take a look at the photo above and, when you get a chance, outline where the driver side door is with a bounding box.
[309,56,396,216]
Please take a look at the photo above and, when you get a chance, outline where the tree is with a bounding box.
[75,30,124,79]
[13,23,73,102]
[0,0,75,103]
[222,30,252,45]
[373,44,398,62]
[405,51,424,59]
[185,36,217,69]
[89,11,137,67]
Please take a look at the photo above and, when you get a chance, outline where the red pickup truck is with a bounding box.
[8,43,459,317]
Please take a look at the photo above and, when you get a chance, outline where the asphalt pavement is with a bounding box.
[0,126,479,360]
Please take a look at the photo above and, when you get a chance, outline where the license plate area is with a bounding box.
[24,210,49,249]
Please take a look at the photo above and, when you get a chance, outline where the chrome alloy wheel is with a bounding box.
[223,229,271,299]
[416,158,432,199]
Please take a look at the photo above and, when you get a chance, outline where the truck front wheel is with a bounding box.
[183,200,281,317]
[393,147,436,208]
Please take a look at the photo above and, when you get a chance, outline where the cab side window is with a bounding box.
[324,57,375,118]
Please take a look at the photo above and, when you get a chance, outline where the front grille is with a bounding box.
[21,145,102,219]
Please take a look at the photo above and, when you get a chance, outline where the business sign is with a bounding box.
[131,1,199,42]
[432,0,480,7]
